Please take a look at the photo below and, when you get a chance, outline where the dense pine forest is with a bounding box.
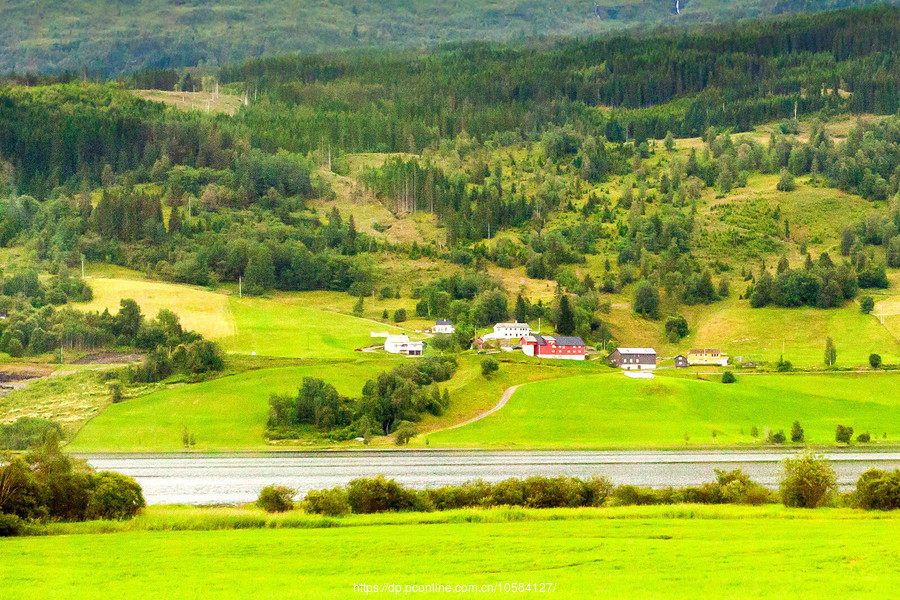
[3,0,898,76]
[4,6,900,353]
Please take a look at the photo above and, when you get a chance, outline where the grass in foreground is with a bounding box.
[429,370,900,448]
[2,505,898,599]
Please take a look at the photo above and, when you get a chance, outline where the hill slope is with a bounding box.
[3,0,899,75]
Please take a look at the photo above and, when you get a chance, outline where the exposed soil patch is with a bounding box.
[72,352,144,365]
[0,371,42,383]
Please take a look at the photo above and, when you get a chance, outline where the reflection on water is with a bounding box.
[80,450,900,505]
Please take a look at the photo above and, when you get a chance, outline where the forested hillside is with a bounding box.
[2,0,898,76]
[3,6,900,361]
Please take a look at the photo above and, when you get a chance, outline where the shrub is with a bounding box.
[523,476,584,509]
[346,476,417,513]
[853,469,900,510]
[775,355,792,372]
[790,421,805,443]
[721,371,735,384]
[256,484,296,513]
[776,168,796,192]
[860,296,875,314]
[1,417,63,451]
[481,356,499,377]
[394,421,418,445]
[869,353,882,369]
[304,487,351,516]
[857,432,871,443]
[581,476,615,507]
[665,315,689,339]
[86,472,146,520]
[393,308,407,323]
[633,281,660,319]
[0,513,23,537]
[713,469,774,505]
[109,383,123,404]
[611,485,659,506]
[779,452,836,508]
[768,429,786,444]
[835,424,854,444]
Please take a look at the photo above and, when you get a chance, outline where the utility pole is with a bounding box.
[239,276,242,299]
[81,255,85,279]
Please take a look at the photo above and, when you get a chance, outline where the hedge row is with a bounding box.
[302,470,774,516]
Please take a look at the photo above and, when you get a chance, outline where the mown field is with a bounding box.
[2,505,898,599]
[428,371,900,448]
[75,276,418,359]
[66,355,584,451]
[68,361,389,452]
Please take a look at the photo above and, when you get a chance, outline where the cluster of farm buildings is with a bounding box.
[374,321,731,369]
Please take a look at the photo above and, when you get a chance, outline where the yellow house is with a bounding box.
[687,348,729,367]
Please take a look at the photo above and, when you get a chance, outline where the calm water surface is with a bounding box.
[80,450,900,505]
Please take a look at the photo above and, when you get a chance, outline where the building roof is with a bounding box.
[435,320,453,326]
[385,334,410,344]
[689,348,725,354]
[553,336,585,347]
[495,321,530,328]
[616,347,657,355]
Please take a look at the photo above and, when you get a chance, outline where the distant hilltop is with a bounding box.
[2,0,899,76]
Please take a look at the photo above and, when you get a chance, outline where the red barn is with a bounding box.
[520,335,586,360]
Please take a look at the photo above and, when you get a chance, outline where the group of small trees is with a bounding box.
[267,357,457,441]
[0,435,145,533]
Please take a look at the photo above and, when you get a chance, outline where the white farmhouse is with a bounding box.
[383,334,425,356]
[432,320,455,334]
[482,321,532,341]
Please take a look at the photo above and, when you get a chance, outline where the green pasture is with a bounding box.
[428,371,900,448]
[223,293,415,359]
[68,362,389,452]
[2,506,898,599]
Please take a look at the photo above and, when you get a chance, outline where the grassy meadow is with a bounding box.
[68,361,389,452]
[2,505,898,599]
[66,355,585,451]
[428,371,900,448]
[78,277,237,341]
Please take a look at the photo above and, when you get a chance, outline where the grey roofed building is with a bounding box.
[607,347,657,370]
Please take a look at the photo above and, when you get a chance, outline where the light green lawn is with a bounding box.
[2,507,898,599]
[68,362,389,452]
[429,371,900,448]
[223,294,412,358]
[691,301,900,366]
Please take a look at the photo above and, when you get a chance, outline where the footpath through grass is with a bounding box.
[2,505,898,599]
[430,370,900,448]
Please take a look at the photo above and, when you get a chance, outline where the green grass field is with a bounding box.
[224,294,411,358]
[429,371,900,448]
[2,505,898,599]
[66,355,584,451]
[75,277,417,359]
[68,362,389,452]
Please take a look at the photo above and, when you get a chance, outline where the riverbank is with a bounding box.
[79,450,900,505]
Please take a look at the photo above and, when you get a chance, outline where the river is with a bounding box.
[79,450,900,505]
